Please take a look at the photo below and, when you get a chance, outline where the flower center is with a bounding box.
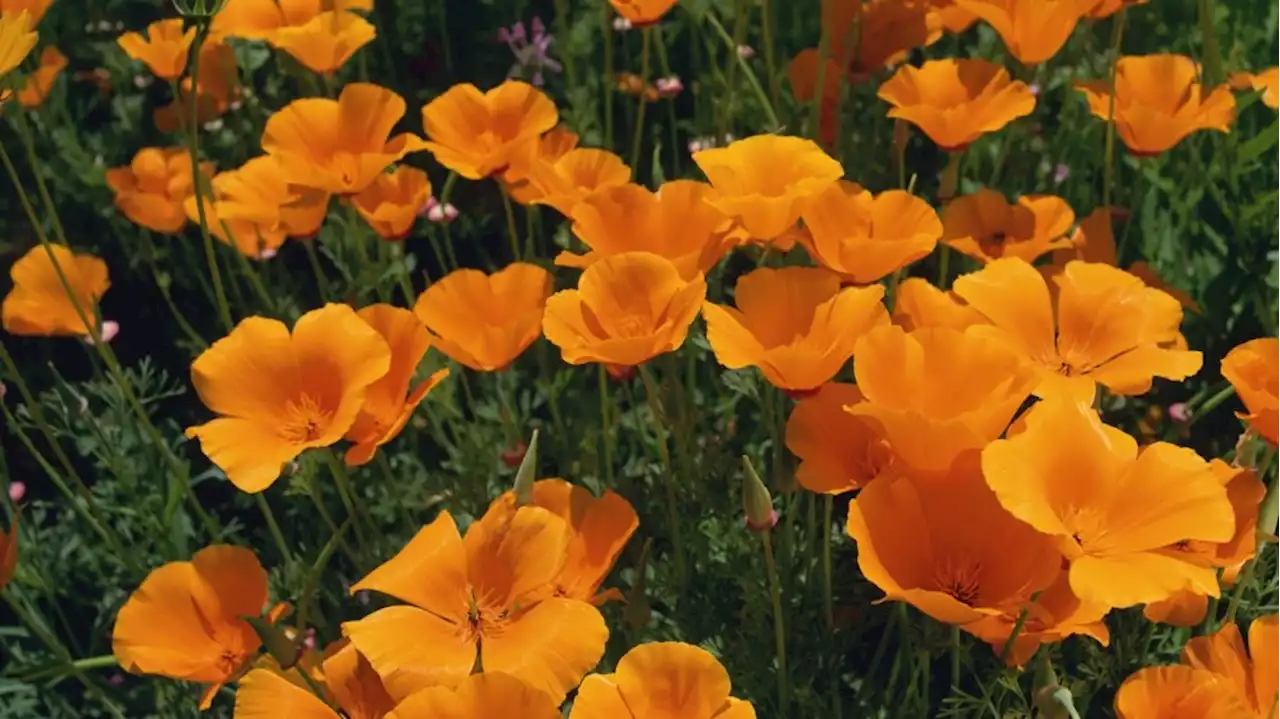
[281,394,332,443]
[934,556,982,606]
[978,230,1009,258]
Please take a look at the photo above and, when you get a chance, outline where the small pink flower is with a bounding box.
[736,45,755,60]
[655,76,684,98]
[86,320,120,346]
[428,203,458,224]
[419,195,440,218]
[1169,402,1190,423]
[258,247,278,261]
[612,16,632,31]
[8,481,25,504]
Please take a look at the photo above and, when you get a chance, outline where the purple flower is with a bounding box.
[1053,163,1070,184]
[499,17,562,86]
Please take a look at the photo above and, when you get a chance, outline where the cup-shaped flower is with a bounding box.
[1077,54,1236,157]
[154,40,241,133]
[787,49,842,145]
[185,304,392,493]
[891,278,986,332]
[563,181,735,280]
[1087,0,1150,18]
[1181,614,1278,716]
[952,258,1202,403]
[262,83,427,195]
[1221,338,1278,445]
[106,147,208,234]
[17,45,65,107]
[352,166,432,240]
[113,546,268,710]
[799,181,942,283]
[543,252,707,377]
[608,0,678,27]
[270,10,375,74]
[0,514,16,593]
[785,383,894,494]
[0,9,36,78]
[2,244,109,337]
[570,641,756,719]
[1116,665,1256,718]
[964,570,1110,667]
[982,398,1236,609]
[118,18,194,81]
[413,263,552,372]
[343,508,609,702]
[1230,68,1279,110]
[878,58,1036,152]
[693,135,844,242]
[1,1,51,25]
[235,642,395,719]
[421,81,558,180]
[941,190,1074,264]
[212,0,374,40]
[927,0,979,32]
[703,267,889,394]
[954,0,1096,65]
[187,156,331,257]
[823,0,943,78]
[503,126,580,203]
[526,148,632,216]
[387,673,562,719]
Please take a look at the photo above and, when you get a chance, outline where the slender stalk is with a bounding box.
[499,182,522,262]
[603,5,615,147]
[707,12,781,130]
[184,26,233,332]
[760,0,781,111]
[552,0,577,89]
[597,364,616,486]
[304,239,332,302]
[1197,0,1223,86]
[19,655,119,683]
[761,530,790,715]
[629,27,654,173]
[950,625,962,692]
[324,451,371,552]
[1225,448,1278,624]
[438,172,461,269]
[255,493,293,565]
[822,495,835,631]
[1000,605,1033,664]
[809,29,832,143]
[639,364,687,586]
[1102,10,1128,211]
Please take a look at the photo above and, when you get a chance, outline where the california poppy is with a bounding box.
[107,147,210,234]
[543,252,706,378]
[927,0,979,32]
[608,0,678,27]
[965,570,1110,666]
[1077,54,1236,157]
[16,45,65,108]
[785,383,894,494]
[800,181,942,283]
[0,513,16,592]
[562,181,735,280]
[271,10,375,75]
[1182,614,1279,716]
[787,49,842,145]
[891,278,986,332]
[421,81,558,180]
[187,156,331,257]
[213,0,373,40]
[823,0,943,79]
[154,40,241,134]
[413,263,552,372]
[878,58,1036,152]
[185,304,392,493]
[526,148,632,216]
[2,244,109,337]
[343,507,609,702]
[118,18,194,81]
[952,258,1202,403]
[1221,338,1278,445]
[113,546,268,709]
[1087,0,1150,19]
[692,135,844,243]
[953,0,1096,65]
[942,190,1074,264]
[352,166,432,240]
[0,9,36,79]
[1115,665,1255,718]
[982,398,1235,609]
[570,641,756,719]
[385,673,562,719]
[1230,67,1279,110]
[849,324,1037,475]
[235,642,395,719]
[262,83,428,195]
[503,126,580,204]
[702,267,888,394]
[0,0,51,24]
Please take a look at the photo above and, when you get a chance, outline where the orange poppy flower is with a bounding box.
[787,49,842,146]
[562,181,735,280]
[878,58,1036,152]
[271,10,375,75]
[953,0,1096,65]
[891,278,986,332]
[941,190,1074,264]
[1143,589,1212,629]
[823,0,943,79]
[608,0,677,26]
[927,0,979,32]
[966,570,1110,667]
[212,0,373,40]
[524,148,632,216]
[386,673,562,719]
[16,45,65,108]
[1077,54,1236,157]
[952,258,1202,403]
[0,0,52,25]
[1182,614,1279,716]
[106,147,209,234]
[187,156,331,257]
[421,81,558,180]
[692,135,844,242]
[118,19,194,81]
[343,507,609,702]
[113,546,268,710]
[570,641,756,719]
[785,382,894,494]
[543,252,706,378]
[2,244,109,337]
[1222,338,1279,445]
[0,9,35,80]
[799,181,942,283]
[235,642,395,719]
[848,324,1037,475]
[413,263,552,372]
[702,267,888,394]
[503,127,580,204]
[1115,665,1255,718]
[1087,0,1150,19]
[154,40,241,134]
[352,166,432,240]
[185,304,392,493]
[0,513,16,592]
[982,398,1235,609]
[262,83,427,195]
[1230,67,1280,110]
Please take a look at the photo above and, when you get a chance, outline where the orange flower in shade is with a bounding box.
[0,514,16,592]
[787,49,842,145]
[799,181,942,283]
[154,41,241,134]
[503,127,580,204]
[1222,338,1279,445]
[2,244,109,337]
[702,267,888,394]
[213,0,374,40]
[16,46,65,108]
[562,181,735,280]
[891,278,986,332]
[0,9,35,79]
[1230,67,1280,110]
[570,642,756,719]
[271,10,376,74]
[262,83,427,195]
[1077,54,1236,157]
[421,81,558,180]
[235,642,395,719]
[1182,614,1279,716]
[343,508,609,702]
[113,546,268,710]
[952,258,1202,403]
[608,0,678,27]
[187,156,331,257]
[982,398,1236,609]
[1087,0,1150,19]
[543,252,707,378]
[692,135,844,243]
[525,148,632,216]
[966,570,1110,667]
[344,305,449,468]
[941,190,1074,264]
[386,673,561,719]
[352,166,432,240]
[0,0,52,25]
[785,383,894,494]
[185,304,392,493]
[878,58,1036,152]
[953,0,1096,65]
[106,147,209,234]
[823,0,943,79]
[1115,666,1255,719]
[413,263,552,372]
[849,325,1037,475]
[927,0,979,32]
[118,19,194,81]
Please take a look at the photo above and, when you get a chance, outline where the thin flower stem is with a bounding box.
[999,604,1033,664]
[439,172,461,269]
[638,364,687,586]
[809,30,831,143]
[653,25,682,175]
[856,606,900,708]
[143,233,208,350]
[821,495,835,631]
[307,480,361,567]
[597,364,616,487]
[950,625,962,692]
[603,5,615,147]
[1102,9,1128,211]
[707,12,781,131]
[629,27,654,173]
[1197,0,1223,86]
[1225,447,1278,624]
[184,26,233,333]
[760,0,781,112]
[324,451,372,552]
[304,239,332,302]
[254,493,293,566]
[18,655,119,683]
[552,0,576,88]
[718,0,748,139]
[499,182,522,262]
[761,530,790,715]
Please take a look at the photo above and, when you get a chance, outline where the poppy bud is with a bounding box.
[243,615,301,670]
[741,455,777,532]
[511,429,540,506]
[171,0,227,22]
[1034,686,1081,719]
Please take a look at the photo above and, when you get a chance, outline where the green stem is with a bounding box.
[324,451,371,552]
[1225,448,1278,624]
[707,12,781,130]
[950,625,962,692]
[304,239,331,303]
[552,0,577,89]
[639,364,687,586]
[762,530,790,715]
[760,0,781,111]
[809,28,831,143]
[439,173,461,269]
[500,182,522,262]
[603,5,615,147]
[255,493,293,565]
[18,655,119,683]
[184,26,233,332]
[630,27,654,173]
[597,364,616,487]
[1197,0,1223,86]
[1102,9,1128,211]
[1000,604,1033,664]
[822,495,835,628]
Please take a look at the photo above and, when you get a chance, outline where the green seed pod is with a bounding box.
[741,455,777,532]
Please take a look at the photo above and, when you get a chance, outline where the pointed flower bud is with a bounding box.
[513,429,540,507]
[741,455,777,532]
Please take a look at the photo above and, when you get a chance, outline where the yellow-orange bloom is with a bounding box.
[954,0,1096,65]
[113,546,267,710]
[0,513,16,592]
[421,81,558,180]
[785,383,894,494]
[187,156,331,257]
[703,267,888,394]
[1115,665,1255,719]
[1087,0,1150,19]
[965,570,1109,667]
[1077,54,1236,157]
[387,673,562,719]
[570,642,756,719]
[2,244,109,337]
[185,304,392,493]
[543,252,706,377]
[352,166,432,240]
[608,0,677,26]
[822,0,943,79]
[799,181,942,283]
[16,45,65,107]
[878,58,1036,152]
[262,83,427,195]
[118,18,194,81]
[503,127,580,204]
[413,263,552,372]
[0,9,37,78]
[1230,67,1280,110]
[927,0,979,32]
[1222,338,1279,445]
[1182,614,1279,716]
[235,642,395,719]
[154,40,241,134]
[526,148,632,216]
[693,135,843,242]
[213,0,374,40]
[0,0,52,25]
[271,10,375,74]
[891,278,986,332]
[942,190,1074,264]
[106,147,209,234]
